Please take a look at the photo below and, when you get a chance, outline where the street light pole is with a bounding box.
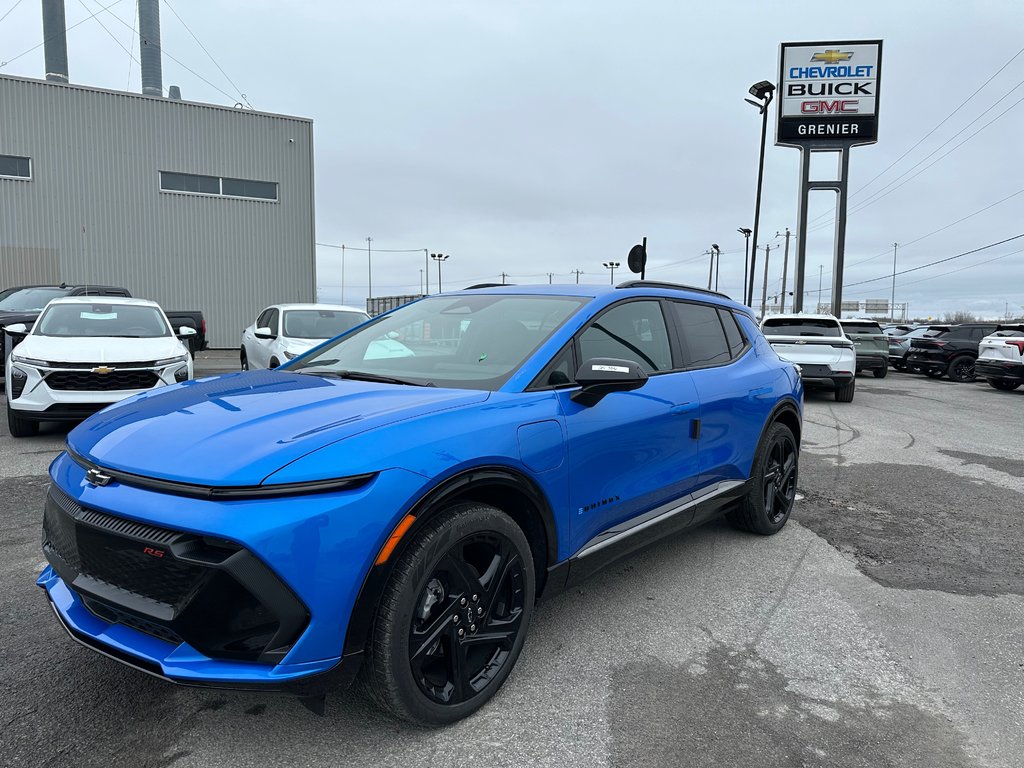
[745,81,776,307]
[431,253,449,293]
[737,228,751,303]
[423,249,429,295]
[890,242,898,323]
[366,237,373,301]
[818,264,824,311]
[602,261,620,285]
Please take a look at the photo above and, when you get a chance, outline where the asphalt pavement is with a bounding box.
[1,363,1021,768]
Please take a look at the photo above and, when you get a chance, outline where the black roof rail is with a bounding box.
[615,280,731,300]
[463,283,513,289]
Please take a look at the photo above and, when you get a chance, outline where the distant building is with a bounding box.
[0,73,315,347]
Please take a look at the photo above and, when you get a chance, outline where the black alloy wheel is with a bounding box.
[947,355,976,383]
[728,422,798,535]
[408,531,526,707]
[988,379,1021,391]
[364,503,535,725]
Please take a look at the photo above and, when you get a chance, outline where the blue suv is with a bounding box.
[37,282,802,724]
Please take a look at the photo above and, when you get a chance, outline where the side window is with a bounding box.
[534,343,576,388]
[669,301,731,367]
[256,309,273,329]
[971,327,991,340]
[266,309,280,336]
[718,309,746,358]
[578,301,672,374]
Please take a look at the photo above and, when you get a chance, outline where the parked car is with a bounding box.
[975,327,1024,391]
[883,324,918,336]
[839,318,889,378]
[0,284,131,381]
[5,297,195,437]
[38,282,802,725]
[906,323,1006,382]
[761,314,856,401]
[164,311,208,356]
[888,325,950,371]
[241,303,370,370]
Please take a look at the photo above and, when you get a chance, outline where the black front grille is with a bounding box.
[45,370,160,391]
[42,485,309,663]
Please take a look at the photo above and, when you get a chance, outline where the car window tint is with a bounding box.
[669,302,731,367]
[267,309,279,334]
[718,309,746,358]
[541,344,576,387]
[579,301,672,373]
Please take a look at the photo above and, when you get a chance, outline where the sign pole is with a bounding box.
[793,148,812,313]
[830,146,850,317]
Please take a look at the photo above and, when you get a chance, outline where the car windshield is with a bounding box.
[288,294,588,390]
[0,287,68,312]
[762,319,842,337]
[283,309,367,339]
[35,303,171,338]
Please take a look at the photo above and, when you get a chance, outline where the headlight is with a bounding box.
[10,354,49,368]
[173,365,190,383]
[155,354,190,367]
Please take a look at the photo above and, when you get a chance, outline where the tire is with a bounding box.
[363,502,535,726]
[872,360,889,379]
[240,349,249,371]
[7,405,39,438]
[269,357,280,370]
[727,422,798,536]
[834,378,856,402]
[947,355,975,383]
[988,379,1021,391]
[925,369,944,379]
[892,361,905,372]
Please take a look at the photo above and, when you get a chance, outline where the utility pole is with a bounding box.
[423,249,430,295]
[712,244,721,291]
[818,264,824,312]
[419,269,424,295]
[571,269,583,284]
[500,272,510,285]
[890,242,898,323]
[341,244,346,304]
[778,228,791,313]
[546,273,554,284]
[706,250,715,290]
[366,237,373,301]
[759,243,773,319]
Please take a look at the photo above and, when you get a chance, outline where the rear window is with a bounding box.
[762,318,841,337]
[992,329,1024,338]
[841,322,883,333]
[923,327,950,338]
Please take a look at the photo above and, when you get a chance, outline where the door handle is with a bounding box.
[670,402,697,415]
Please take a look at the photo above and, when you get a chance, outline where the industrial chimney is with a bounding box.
[138,0,163,96]
[41,0,69,83]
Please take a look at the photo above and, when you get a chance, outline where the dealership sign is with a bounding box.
[777,40,882,146]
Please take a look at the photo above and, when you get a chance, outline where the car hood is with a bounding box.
[67,370,489,485]
[14,335,187,364]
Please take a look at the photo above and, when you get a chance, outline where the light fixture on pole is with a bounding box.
[744,80,776,307]
[737,227,752,303]
[602,261,620,285]
[430,253,449,293]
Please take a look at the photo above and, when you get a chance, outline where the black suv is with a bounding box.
[906,323,1002,382]
[0,285,131,379]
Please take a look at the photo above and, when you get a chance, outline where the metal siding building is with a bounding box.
[0,74,315,347]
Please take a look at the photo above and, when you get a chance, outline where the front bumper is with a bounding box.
[39,452,428,689]
[975,359,1024,383]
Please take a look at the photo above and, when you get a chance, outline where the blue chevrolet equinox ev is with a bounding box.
[38,281,803,724]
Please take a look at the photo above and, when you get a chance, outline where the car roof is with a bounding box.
[270,303,368,314]
[46,296,160,308]
[453,282,750,314]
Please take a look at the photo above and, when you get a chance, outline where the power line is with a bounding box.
[806,45,1024,227]
[161,0,252,108]
[0,0,26,26]
[126,0,137,89]
[78,0,138,65]
[316,242,425,253]
[842,233,1024,290]
[0,0,125,68]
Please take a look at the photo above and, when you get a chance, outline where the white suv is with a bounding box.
[5,297,195,437]
[761,314,857,402]
[975,327,1024,391]
[241,303,370,370]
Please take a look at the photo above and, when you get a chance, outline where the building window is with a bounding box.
[0,155,31,179]
[159,171,278,201]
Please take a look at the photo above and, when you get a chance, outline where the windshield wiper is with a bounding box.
[306,369,434,387]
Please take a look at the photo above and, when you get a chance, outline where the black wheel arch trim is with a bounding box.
[341,464,558,658]
[761,397,802,448]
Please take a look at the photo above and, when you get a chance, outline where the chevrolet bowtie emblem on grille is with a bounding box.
[91,366,115,375]
[811,49,853,64]
[85,468,112,487]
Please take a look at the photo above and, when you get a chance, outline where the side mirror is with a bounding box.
[571,357,648,406]
[4,323,28,336]
[254,326,275,340]
[177,326,197,337]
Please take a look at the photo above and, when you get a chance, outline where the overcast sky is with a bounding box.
[2,0,1023,320]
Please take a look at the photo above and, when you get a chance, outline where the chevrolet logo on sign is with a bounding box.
[810,49,853,64]
[91,366,115,375]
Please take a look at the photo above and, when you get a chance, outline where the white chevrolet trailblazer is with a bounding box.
[761,314,857,402]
